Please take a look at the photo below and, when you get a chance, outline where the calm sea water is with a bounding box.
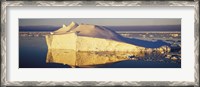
[19,36,181,68]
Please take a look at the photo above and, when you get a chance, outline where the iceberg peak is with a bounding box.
[53,22,78,34]
[62,24,67,28]
[69,21,78,26]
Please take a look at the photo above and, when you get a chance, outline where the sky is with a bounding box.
[19,18,181,26]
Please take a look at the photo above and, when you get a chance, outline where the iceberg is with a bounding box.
[45,22,171,53]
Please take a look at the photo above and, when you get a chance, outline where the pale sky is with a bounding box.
[19,18,181,26]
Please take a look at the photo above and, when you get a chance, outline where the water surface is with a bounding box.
[19,35,181,68]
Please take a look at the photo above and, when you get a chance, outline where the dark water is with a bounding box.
[19,36,181,68]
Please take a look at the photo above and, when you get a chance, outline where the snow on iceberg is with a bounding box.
[45,22,171,53]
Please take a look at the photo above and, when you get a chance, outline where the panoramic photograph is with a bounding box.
[19,18,181,68]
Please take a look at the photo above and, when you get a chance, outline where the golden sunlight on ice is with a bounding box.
[45,22,173,67]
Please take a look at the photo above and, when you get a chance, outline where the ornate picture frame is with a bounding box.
[1,1,199,87]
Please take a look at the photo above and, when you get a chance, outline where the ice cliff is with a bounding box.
[45,22,171,53]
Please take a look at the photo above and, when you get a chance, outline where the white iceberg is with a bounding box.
[45,22,171,53]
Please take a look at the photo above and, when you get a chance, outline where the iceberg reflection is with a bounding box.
[46,49,179,68]
[46,49,150,68]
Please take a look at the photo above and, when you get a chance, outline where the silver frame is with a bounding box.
[1,1,199,87]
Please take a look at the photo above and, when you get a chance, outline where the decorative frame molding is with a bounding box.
[1,1,199,87]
